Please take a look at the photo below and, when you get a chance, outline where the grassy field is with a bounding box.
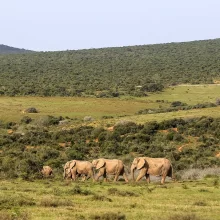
[145,84,220,105]
[0,85,220,125]
[0,177,219,220]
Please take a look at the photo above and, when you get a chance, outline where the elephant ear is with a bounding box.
[137,158,146,170]
[64,161,71,169]
[69,160,76,169]
[96,159,105,169]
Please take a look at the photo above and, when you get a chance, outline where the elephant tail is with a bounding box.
[168,164,173,179]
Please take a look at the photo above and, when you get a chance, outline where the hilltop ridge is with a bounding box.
[0,44,34,54]
[0,38,220,97]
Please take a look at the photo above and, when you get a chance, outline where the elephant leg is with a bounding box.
[95,170,104,181]
[103,172,108,182]
[123,172,129,183]
[86,175,90,180]
[88,171,95,182]
[71,171,78,181]
[72,173,77,181]
[136,168,147,182]
[161,174,167,184]
[145,174,150,183]
[114,172,120,182]
[81,175,86,181]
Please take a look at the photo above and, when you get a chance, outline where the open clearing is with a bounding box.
[0,85,220,124]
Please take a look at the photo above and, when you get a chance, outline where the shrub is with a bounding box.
[114,121,137,135]
[170,101,187,107]
[142,121,159,135]
[40,196,73,207]
[107,188,137,197]
[20,116,32,124]
[92,127,105,138]
[24,107,38,113]
[91,195,112,202]
[68,185,92,196]
[101,115,114,119]
[90,212,126,220]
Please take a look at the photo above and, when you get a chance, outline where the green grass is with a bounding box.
[145,84,220,104]
[0,178,219,220]
[0,85,220,126]
[0,96,153,123]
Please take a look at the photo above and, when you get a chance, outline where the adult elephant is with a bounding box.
[63,160,94,181]
[92,158,128,182]
[41,166,53,177]
[131,157,173,184]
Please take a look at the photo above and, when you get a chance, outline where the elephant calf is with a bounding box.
[131,157,173,184]
[63,160,94,181]
[41,166,53,177]
[92,158,128,182]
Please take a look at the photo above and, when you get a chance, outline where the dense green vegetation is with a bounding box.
[0,44,33,54]
[1,38,220,97]
[0,116,219,179]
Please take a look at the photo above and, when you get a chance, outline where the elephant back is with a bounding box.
[145,157,172,176]
[105,159,122,174]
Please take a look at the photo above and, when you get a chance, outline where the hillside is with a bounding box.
[0,39,220,96]
[0,44,33,54]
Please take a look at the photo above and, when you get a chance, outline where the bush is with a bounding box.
[40,196,73,207]
[107,188,137,197]
[20,116,32,124]
[91,195,112,202]
[24,107,38,113]
[68,185,92,196]
[170,101,187,107]
[90,212,126,220]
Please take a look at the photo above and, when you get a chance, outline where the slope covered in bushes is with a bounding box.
[0,39,220,97]
[0,116,219,179]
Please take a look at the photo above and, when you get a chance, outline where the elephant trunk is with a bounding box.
[130,164,136,181]
[63,170,66,179]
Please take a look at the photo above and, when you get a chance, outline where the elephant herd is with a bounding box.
[42,157,174,184]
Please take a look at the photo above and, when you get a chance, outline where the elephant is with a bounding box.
[41,166,53,177]
[63,160,94,181]
[131,157,173,184]
[92,158,128,182]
